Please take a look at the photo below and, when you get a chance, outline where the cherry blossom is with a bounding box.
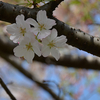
[6,10,68,63]
[42,29,67,60]
[13,37,41,63]
[26,10,56,40]
[6,14,32,43]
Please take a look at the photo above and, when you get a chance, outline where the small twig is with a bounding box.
[43,80,62,100]
[0,50,63,100]
[0,78,16,100]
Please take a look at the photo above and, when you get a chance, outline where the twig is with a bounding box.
[0,78,16,100]
[0,50,63,100]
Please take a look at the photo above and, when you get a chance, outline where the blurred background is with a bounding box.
[1,0,100,100]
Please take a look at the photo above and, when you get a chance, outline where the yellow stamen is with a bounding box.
[20,27,26,36]
[26,42,33,51]
[38,23,45,31]
[48,41,55,49]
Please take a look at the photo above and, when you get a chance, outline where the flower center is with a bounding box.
[20,27,26,36]
[38,23,45,31]
[48,41,55,49]
[26,42,33,51]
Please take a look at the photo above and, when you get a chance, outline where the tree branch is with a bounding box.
[0,50,62,100]
[0,36,100,70]
[0,77,16,100]
[0,1,100,58]
[34,54,100,70]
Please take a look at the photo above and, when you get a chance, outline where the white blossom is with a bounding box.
[6,14,32,43]
[13,37,41,63]
[26,10,56,40]
[42,29,67,60]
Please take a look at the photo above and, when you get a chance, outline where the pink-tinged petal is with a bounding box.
[13,46,26,57]
[33,42,41,56]
[45,19,56,29]
[16,14,25,26]
[24,50,34,63]
[37,30,51,40]
[51,47,60,61]
[6,24,18,34]
[37,10,47,24]
[26,18,38,27]
[42,46,50,57]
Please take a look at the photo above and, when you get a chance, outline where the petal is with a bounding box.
[24,50,34,63]
[22,21,30,30]
[6,24,18,34]
[13,46,27,57]
[54,35,67,47]
[30,28,39,35]
[51,47,60,61]
[49,29,57,41]
[37,30,51,40]
[37,10,47,24]
[44,19,56,29]
[10,35,21,43]
[19,37,30,45]
[16,14,25,26]
[26,18,38,27]
[42,46,50,57]
[42,37,50,45]
[32,42,41,56]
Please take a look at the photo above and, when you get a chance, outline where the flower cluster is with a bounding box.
[6,10,67,63]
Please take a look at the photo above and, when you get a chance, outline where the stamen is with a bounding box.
[26,42,33,51]
[48,41,55,49]
[38,23,45,31]
[20,27,26,36]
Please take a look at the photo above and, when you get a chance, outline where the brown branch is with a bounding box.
[0,50,63,100]
[0,78,16,100]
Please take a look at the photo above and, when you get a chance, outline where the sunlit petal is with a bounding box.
[26,18,38,27]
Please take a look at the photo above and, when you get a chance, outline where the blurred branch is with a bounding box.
[0,50,62,100]
[34,54,100,70]
[0,78,16,100]
[1,1,100,58]
[0,36,100,70]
